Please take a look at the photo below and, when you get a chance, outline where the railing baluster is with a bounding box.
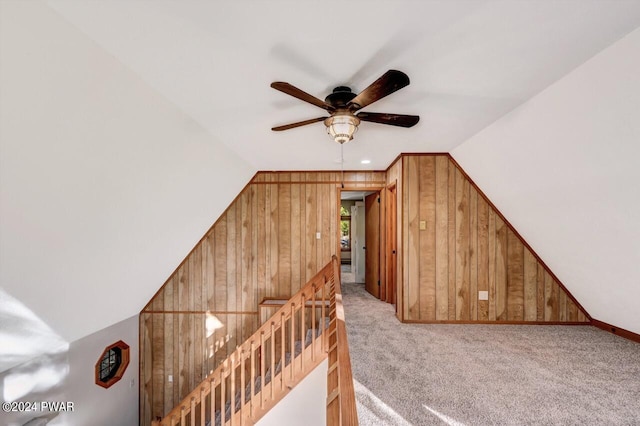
[209,378,216,426]
[260,331,265,410]
[311,285,316,359]
[200,387,206,426]
[250,341,255,418]
[270,322,275,401]
[280,312,285,390]
[240,349,242,425]
[301,293,306,371]
[290,303,295,380]
[220,366,226,426]
[230,352,236,426]
[322,282,326,350]
[190,397,196,426]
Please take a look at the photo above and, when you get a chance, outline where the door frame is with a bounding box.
[337,186,385,297]
[364,192,381,298]
[386,182,397,307]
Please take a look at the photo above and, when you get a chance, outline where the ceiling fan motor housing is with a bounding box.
[325,86,357,108]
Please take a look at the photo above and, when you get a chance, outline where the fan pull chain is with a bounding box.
[341,142,344,189]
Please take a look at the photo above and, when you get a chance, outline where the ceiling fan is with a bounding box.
[270,70,419,144]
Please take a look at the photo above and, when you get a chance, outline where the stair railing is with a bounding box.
[152,256,340,426]
[326,256,359,425]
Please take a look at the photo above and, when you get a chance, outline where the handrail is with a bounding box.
[326,257,359,425]
[152,257,337,426]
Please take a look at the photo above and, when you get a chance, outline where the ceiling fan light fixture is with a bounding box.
[324,114,360,144]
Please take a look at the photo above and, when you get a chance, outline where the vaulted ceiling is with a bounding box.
[43,0,640,169]
[1,0,639,364]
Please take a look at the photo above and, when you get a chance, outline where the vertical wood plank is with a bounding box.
[477,196,489,321]
[257,180,266,304]
[164,280,174,415]
[495,216,507,321]
[469,186,478,321]
[172,285,179,404]
[264,179,272,300]
[278,183,292,296]
[523,248,538,321]
[306,174,317,281]
[299,178,306,293]
[142,314,152,425]
[291,181,301,293]
[317,175,326,272]
[205,233,215,311]
[420,156,436,320]
[567,298,578,322]
[227,205,237,313]
[488,210,497,321]
[577,308,587,322]
[214,217,227,312]
[536,264,545,321]
[328,183,337,270]
[241,189,252,312]
[250,184,259,311]
[544,270,557,321]
[557,280,567,322]
[152,312,164,419]
[506,229,524,321]
[435,156,449,320]
[447,159,456,320]
[455,169,470,320]
[269,183,279,296]
[407,156,420,319]
[192,248,203,384]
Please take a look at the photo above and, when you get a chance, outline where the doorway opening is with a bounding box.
[339,189,383,300]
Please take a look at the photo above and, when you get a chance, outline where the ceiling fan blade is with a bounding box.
[348,70,410,111]
[271,82,334,111]
[272,117,327,131]
[356,112,420,128]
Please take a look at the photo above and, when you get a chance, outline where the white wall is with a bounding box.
[351,203,366,284]
[0,0,254,351]
[451,28,640,334]
[1,315,139,426]
[256,359,327,426]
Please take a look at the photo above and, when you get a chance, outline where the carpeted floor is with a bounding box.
[342,281,640,426]
[341,264,357,284]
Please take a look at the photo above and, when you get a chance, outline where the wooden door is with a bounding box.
[386,184,397,306]
[365,193,380,298]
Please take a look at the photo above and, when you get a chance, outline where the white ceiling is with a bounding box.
[47,0,640,171]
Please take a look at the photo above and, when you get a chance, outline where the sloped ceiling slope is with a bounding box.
[46,0,640,170]
[452,28,640,335]
[0,1,254,347]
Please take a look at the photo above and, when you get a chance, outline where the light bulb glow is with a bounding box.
[325,114,360,144]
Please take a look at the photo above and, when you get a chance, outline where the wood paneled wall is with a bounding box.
[139,171,385,424]
[140,157,590,424]
[386,156,403,319]
[399,154,589,323]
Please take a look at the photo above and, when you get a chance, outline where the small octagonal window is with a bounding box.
[95,340,129,388]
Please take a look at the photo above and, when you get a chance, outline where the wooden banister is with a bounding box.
[155,257,340,426]
[326,257,359,426]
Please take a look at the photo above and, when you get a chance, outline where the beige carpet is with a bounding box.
[342,281,640,426]
[341,264,356,284]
